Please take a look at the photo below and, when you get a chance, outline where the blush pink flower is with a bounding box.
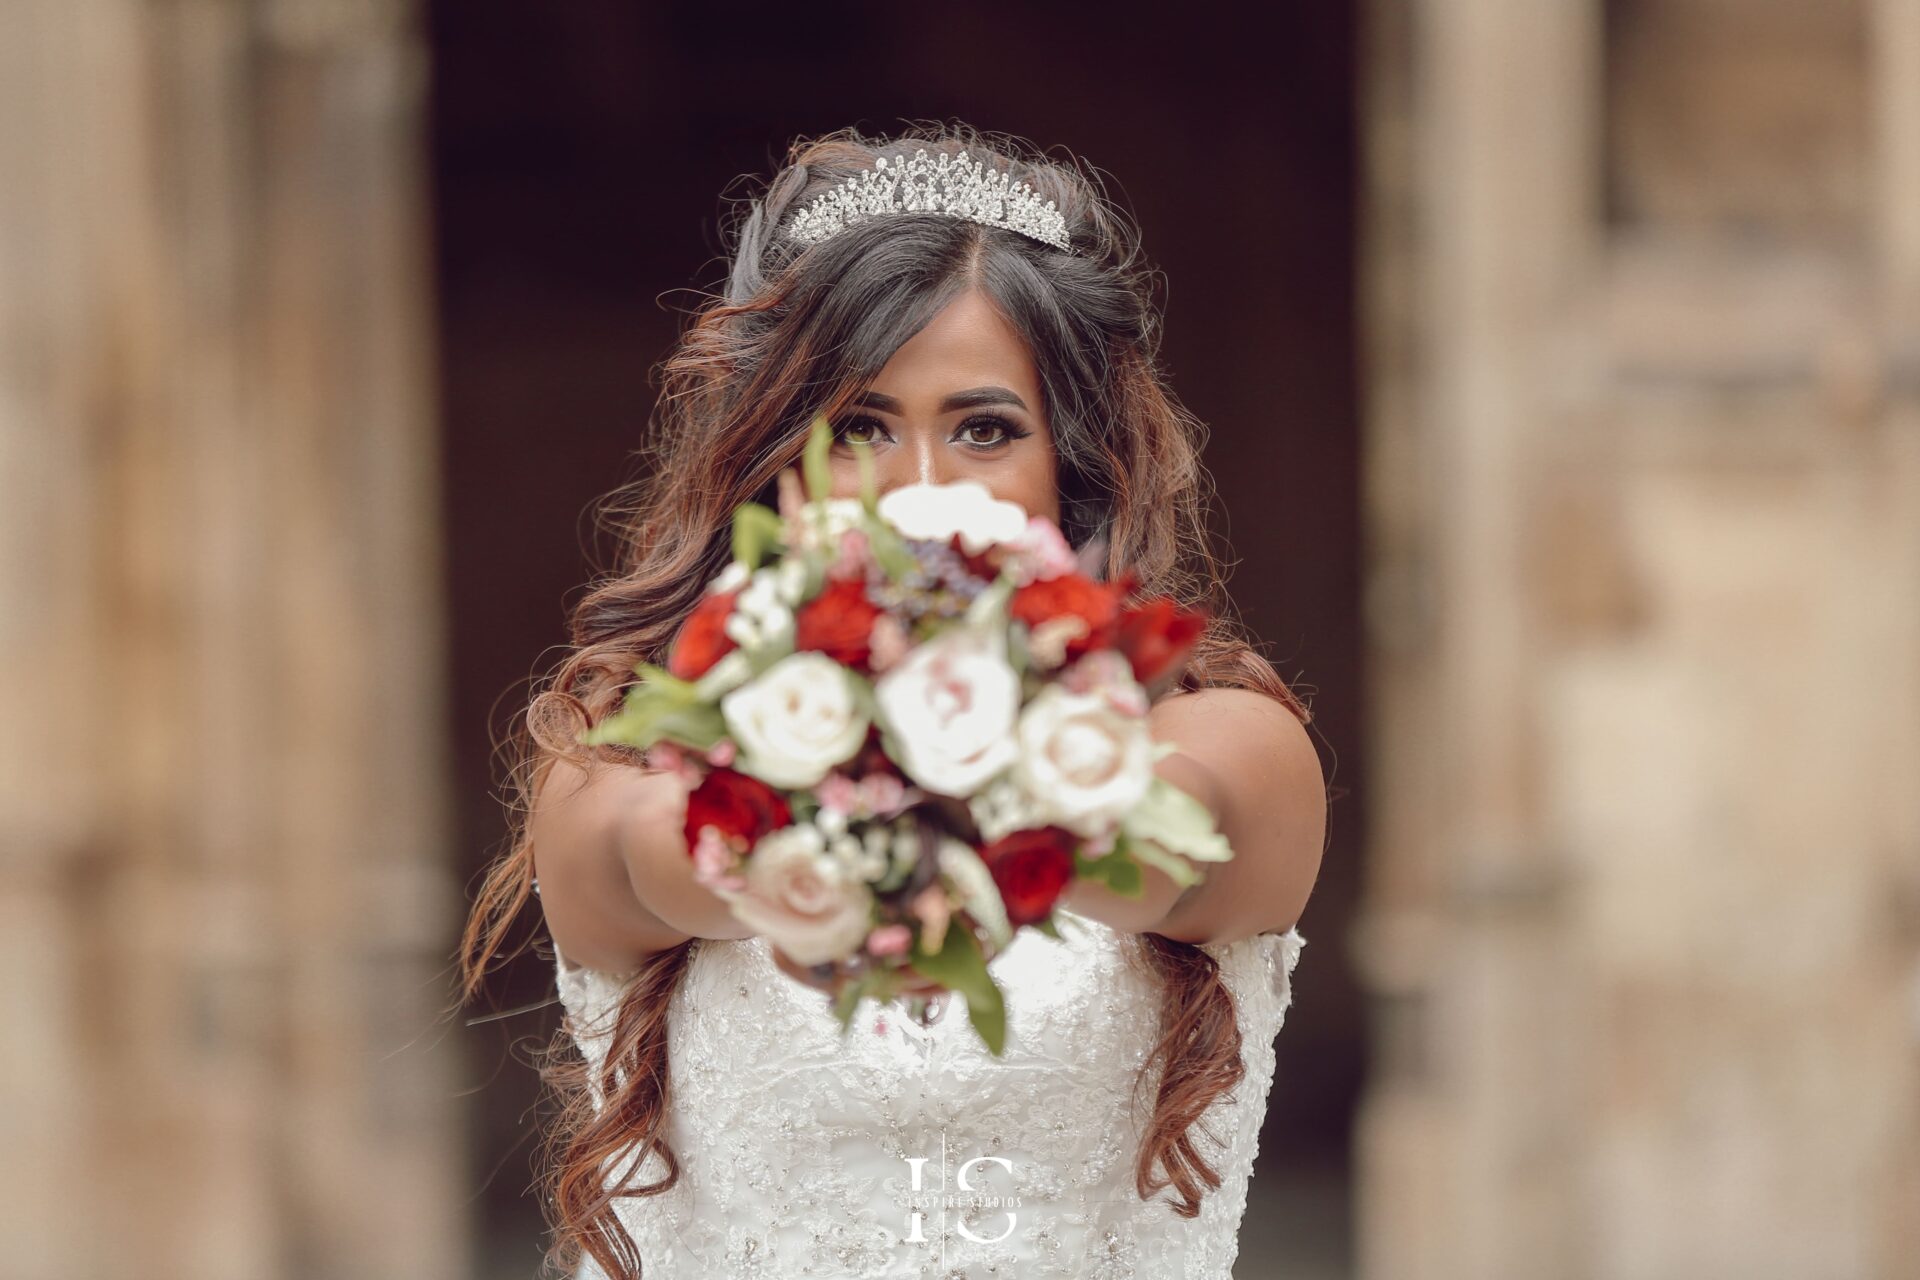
[865,923,913,958]
[868,613,911,673]
[1000,515,1078,584]
[858,772,909,817]
[829,527,873,580]
[910,885,952,955]
[691,828,747,894]
[816,771,860,815]
[646,741,704,787]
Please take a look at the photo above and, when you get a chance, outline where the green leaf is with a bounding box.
[832,979,860,1030]
[803,412,833,503]
[864,515,916,580]
[731,502,784,571]
[964,570,1016,632]
[690,649,754,701]
[851,438,879,513]
[1124,837,1202,890]
[909,925,1007,1057]
[630,660,687,691]
[832,967,887,1035]
[937,839,1012,951]
[1075,846,1147,898]
[1006,621,1031,680]
[577,662,727,751]
[1123,776,1235,863]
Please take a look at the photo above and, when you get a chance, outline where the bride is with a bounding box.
[460,123,1328,1279]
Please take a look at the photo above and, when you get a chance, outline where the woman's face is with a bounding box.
[828,287,1061,525]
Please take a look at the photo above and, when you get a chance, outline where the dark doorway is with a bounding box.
[427,6,1364,1275]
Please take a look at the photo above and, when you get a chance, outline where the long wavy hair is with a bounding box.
[458,120,1313,1280]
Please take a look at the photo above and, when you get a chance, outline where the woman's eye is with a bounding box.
[834,415,1031,450]
[956,416,1029,448]
[835,417,887,446]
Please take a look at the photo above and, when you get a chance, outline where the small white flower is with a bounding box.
[816,805,851,840]
[717,824,874,966]
[724,565,796,650]
[1013,683,1156,837]
[827,828,889,881]
[772,555,811,605]
[709,560,752,595]
[790,497,870,554]
[889,824,920,878]
[877,480,1030,554]
[721,651,870,788]
[874,625,1021,796]
[967,772,1051,844]
[862,825,896,878]
[824,831,868,874]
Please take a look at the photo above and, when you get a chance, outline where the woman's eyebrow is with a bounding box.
[851,386,1030,414]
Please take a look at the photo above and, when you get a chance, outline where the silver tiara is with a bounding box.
[784,148,1072,253]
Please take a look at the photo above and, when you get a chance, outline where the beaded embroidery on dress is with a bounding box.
[553,908,1306,1279]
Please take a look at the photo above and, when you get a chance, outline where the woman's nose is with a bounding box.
[873,432,954,489]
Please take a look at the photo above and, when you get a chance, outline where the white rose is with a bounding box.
[877,480,1030,553]
[1013,684,1155,836]
[718,824,873,966]
[874,626,1021,795]
[721,651,870,788]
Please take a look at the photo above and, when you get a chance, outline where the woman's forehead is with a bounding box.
[868,290,1042,406]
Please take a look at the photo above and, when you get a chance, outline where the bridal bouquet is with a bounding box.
[580,415,1234,1055]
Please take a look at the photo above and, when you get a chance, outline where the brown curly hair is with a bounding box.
[457,119,1312,1280]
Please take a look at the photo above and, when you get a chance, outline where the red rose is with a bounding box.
[979,826,1078,926]
[667,589,740,680]
[1009,573,1128,659]
[1114,598,1209,684]
[795,578,884,669]
[682,766,792,855]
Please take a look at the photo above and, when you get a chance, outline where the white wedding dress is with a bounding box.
[553,908,1306,1279]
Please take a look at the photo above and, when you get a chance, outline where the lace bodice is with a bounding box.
[553,910,1306,1279]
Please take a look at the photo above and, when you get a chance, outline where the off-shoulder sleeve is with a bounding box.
[1196,925,1308,1041]
[1259,927,1307,1028]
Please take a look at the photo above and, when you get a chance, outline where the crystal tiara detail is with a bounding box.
[783,148,1073,253]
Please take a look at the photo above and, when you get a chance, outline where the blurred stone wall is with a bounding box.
[1357,1,1920,1277]
[0,3,466,1278]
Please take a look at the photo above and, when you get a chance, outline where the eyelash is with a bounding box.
[834,414,1032,451]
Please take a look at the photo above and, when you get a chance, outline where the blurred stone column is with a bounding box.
[0,2,466,1278]
[1357,2,1602,1277]
[1359,0,1920,1276]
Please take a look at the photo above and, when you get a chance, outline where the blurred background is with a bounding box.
[2,2,1915,1279]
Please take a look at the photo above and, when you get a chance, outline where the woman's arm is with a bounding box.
[530,754,755,973]
[1057,687,1327,947]
[536,685,1325,969]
